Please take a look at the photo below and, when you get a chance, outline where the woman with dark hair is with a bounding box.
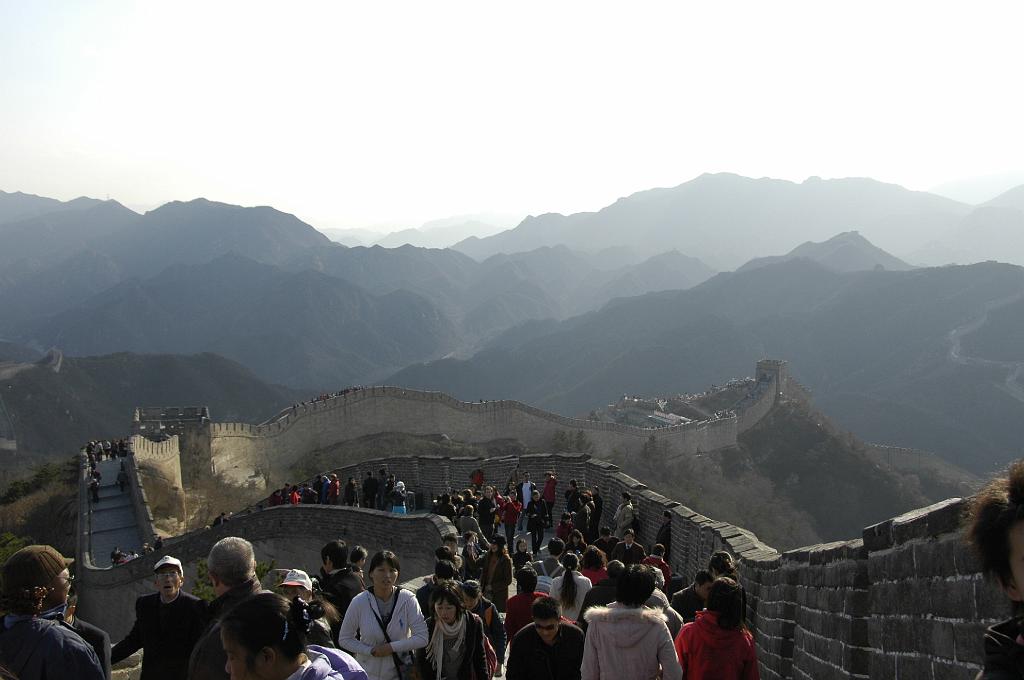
[349,546,368,588]
[338,551,428,680]
[581,564,681,680]
[966,460,1024,677]
[567,529,587,556]
[674,577,758,680]
[708,551,737,579]
[415,582,488,680]
[479,537,513,614]
[580,545,608,585]
[549,553,592,621]
[220,592,368,680]
[511,539,533,572]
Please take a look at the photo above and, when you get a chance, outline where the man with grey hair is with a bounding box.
[187,537,262,680]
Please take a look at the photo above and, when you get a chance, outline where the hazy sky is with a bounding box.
[3,1,1023,231]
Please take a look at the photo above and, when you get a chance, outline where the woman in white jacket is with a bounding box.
[338,550,428,680]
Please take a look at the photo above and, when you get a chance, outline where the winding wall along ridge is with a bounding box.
[82,446,1002,680]
[205,379,781,485]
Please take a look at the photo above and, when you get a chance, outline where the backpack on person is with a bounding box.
[534,559,564,593]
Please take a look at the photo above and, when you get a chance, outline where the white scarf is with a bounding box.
[425,614,467,680]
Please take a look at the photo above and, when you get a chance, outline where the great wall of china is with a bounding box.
[75,359,1007,680]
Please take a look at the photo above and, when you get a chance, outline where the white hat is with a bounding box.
[280,569,313,591]
[153,555,183,574]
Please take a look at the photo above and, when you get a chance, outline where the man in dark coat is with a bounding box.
[317,540,363,634]
[576,560,625,629]
[610,529,647,565]
[187,538,262,680]
[655,510,672,560]
[111,556,208,680]
[506,596,584,680]
[670,569,714,624]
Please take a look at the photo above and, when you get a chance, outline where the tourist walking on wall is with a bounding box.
[670,570,714,624]
[517,473,535,532]
[461,580,506,677]
[656,511,672,560]
[390,481,408,514]
[477,486,498,541]
[337,550,428,680]
[498,492,522,549]
[581,564,682,680]
[674,577,759,680]
[188,537,263,680]
[580,545,608,586]
[511,538,533,572]
[0,545,105,680]
[612,492,636,539]
[526,490,548,554]
[318,541,363,635]
[111,555,208,680]
[220,593,368,680]
[479,537,513,613]
[342,476,357,506]
[505,596,585,680]
[542,472,558,527]
[588,487,604,541]
[276,569,339,648]
[414,582,489,680]
[116,466,129,493]
[362,472,379,509]
[610,529,646,566]
[548,553,592,622]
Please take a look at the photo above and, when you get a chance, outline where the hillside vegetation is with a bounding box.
[2,352,302,465]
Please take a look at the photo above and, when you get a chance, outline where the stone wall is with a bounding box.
[207,386,745,485]
[233,452,1003,680]
[76,504,457,641]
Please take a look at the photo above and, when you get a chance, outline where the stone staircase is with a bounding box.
[87,458,144,567]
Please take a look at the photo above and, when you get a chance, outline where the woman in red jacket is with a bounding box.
[498,492,522,548]
[675,577,759,680]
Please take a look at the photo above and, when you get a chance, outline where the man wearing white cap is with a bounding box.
[111,555,208,680]
[276,568,337,648]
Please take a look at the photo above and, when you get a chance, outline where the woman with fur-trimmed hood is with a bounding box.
[581,564,681,680]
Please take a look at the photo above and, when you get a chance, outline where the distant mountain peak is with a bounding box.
[738,231,913,274]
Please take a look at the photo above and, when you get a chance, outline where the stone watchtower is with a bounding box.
[755,359,788,395]
[131,406,212,487]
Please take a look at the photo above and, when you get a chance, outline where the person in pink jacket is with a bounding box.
[580,564,682,680]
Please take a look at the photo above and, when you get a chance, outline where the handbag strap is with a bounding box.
[369,589,409,676]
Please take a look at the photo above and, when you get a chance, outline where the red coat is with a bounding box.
[499,498,522,525]
[504,590,545,640]
[642,555,672,587]
[675,610,759,680]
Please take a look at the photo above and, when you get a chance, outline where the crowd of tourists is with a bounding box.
[9,455,1024,679]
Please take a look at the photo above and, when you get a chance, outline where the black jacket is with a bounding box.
[187,579,262,680]
[656,520,672,558]
[415,613,488,680]
[506,622,584,680]
[70,617,112,680]
[980,617,1024,679]
[576,577,618,629]
[319,567,365,628]
[670,584,704,624]
[112,591,208,680]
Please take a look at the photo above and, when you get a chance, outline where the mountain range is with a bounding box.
[452,173,1024,270]
[5,175,1024,477]
[390,258,1024,475]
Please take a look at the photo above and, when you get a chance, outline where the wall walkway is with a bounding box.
[237,451,1003,680]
